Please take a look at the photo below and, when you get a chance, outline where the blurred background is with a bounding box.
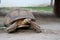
[0,0,60,40]
[0,0,54,7]
[0,0,60,32]
[0,0,54,27]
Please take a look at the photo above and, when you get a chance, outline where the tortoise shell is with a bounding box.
[5,9,35,25]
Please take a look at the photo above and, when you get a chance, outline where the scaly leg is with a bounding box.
[30,21,41,33]
[5,22,17,33]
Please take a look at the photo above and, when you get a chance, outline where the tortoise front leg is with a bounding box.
[30,21,41,33]
[17,18,31,28]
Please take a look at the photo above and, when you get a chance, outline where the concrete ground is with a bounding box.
[0,31,60,40]
[0,12,60,40]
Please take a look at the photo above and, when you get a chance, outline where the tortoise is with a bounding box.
[4,9,41,33]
